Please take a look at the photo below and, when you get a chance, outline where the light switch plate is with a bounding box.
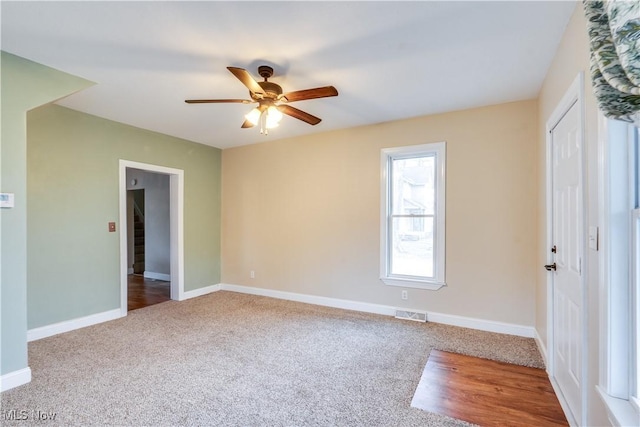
[0,193,15,208]
[588,226,599,251]
[108,222,116,232]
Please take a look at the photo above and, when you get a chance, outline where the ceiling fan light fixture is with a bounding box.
[265,106,283,129]
[245,107,262,126]
[186,64,338,134]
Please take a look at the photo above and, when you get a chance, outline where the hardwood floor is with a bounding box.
[127,274,170,311]
[411,350,568,427]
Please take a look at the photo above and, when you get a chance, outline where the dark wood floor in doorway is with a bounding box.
[412,349,568,427]
[127,274,170,311]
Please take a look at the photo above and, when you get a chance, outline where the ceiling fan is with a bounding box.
[185,65,338,134]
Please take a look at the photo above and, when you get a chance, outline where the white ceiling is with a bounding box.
[1,1,576,149]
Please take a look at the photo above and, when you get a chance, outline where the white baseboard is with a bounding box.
[127,267,134,275]
[425,311,535,338]
[143,271,171,281]
[220,283,395,316]
[550,375,578,426]
[27,282,222,341]
[219,283,534,338]
[534,328,548,366]
[25,282,534,345]
[27,308,123,342]
[180,283,221,301]
[1,367,31,392]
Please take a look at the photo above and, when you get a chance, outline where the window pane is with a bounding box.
[390,216,434,278]
[391,155,435,215]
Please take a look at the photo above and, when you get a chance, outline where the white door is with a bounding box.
[550,99,583,423]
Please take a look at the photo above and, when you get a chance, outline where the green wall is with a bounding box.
[27,104,222,329]
[1,52,94,376]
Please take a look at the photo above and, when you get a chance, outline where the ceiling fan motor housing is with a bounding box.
[251,66,282,100]
[257,81,283,100]
[258,65,274,79]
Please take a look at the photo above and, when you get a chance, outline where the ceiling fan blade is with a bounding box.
[241,119,255,129]
[278,105,322,125]
[185,99,252,104]
[281,86,338,103]
[227,67,265,96]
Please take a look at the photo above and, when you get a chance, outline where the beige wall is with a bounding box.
[536,5,609,426]
[223,100,538,327]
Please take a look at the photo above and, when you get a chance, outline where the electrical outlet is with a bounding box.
[401,290,408,300]
[250,270,255,279]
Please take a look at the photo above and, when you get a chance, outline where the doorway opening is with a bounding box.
[130,188,145,275]
[119,160,184,315]
[126,175,171,311]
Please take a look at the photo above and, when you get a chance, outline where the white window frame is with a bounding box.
[597,114,640,427]
[632,206,640,413]
[380,142,446,290]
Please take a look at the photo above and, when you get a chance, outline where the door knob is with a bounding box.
[544,263,557,271]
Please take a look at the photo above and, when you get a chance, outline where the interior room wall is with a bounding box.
[536,5,608,426]
[222,99,538,328]
[1,52,94,379]
[26,104,222,330]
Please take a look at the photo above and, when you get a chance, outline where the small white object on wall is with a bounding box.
[0,193,15,208]
[588,225,599,250]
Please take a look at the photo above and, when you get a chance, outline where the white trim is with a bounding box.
[219,283,534,337]
[425,311,534,338]
[599,116,633,398]
[24,282,222,343]
[534,329,548,367]
[0,368,32,392]
[380,277,445,290]
[127,267,134,275]
[143,271,171,282]
[27,309,122,342]
[170,170,185,301]
[597,114,640,425]
[119,160,185,314]
[380,142,446,289]
[221,283,395,316]
[181,284,221,300]
[597,386,639,427]
[550,376,579,427]
[598,111,611,393]
[544,72,588,425]
[545,107,556,377]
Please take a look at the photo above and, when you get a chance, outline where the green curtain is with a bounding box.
[583,1,640,123]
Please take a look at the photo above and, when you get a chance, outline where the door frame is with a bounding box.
[118,160,185,315]
[544,72,587,426]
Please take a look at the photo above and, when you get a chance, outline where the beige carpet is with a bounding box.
[1,291,544,426]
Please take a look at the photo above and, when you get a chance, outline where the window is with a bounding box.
[598,117,640,426]
[380,142,446,290]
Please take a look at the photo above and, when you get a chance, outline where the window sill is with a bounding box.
[381,277,446,290]
[596,386,640,427]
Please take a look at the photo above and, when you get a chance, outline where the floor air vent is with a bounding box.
[395,309,427,322]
